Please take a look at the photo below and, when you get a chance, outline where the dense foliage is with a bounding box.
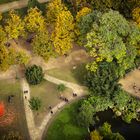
[32,31,54,61]
[25,65,44,85]
[83,10,140,72]
[98,122,125,140]
[29,97,42,111]
[77,61,140,127]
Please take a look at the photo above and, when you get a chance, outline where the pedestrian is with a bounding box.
[51,110,53,114]
[49,105,52,110]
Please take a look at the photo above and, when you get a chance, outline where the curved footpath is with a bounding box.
[21,74,88,140]
[0,0,49,13]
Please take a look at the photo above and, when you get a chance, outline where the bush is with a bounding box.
[29,97,41,111]
[57,84,66,93]
[25,65,44,85]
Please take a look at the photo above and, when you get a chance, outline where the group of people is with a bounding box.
[59,96,69,102]
[49,92,78,115]
[133,83,140,94]
[48,106,53,114]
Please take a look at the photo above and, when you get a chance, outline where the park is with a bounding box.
[0,0,140,140]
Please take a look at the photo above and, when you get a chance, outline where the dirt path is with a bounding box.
[0,0,49,13]
[21,78,39,140]
[119,68,140,99]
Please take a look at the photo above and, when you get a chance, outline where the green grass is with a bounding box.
[0,79,29,139]
[45,101,88,140]
[46,64,87,85]
[0,0,18,4]
[30,80,72,126]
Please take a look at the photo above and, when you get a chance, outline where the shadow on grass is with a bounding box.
[71,63,87,85]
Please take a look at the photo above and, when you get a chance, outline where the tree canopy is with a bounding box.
[25,65,44,85]
[84,10,140,73]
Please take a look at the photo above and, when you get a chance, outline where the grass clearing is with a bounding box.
[30,80,72,126]
[0,79,29,140]
[46,63,87,85]
[45,101,88,140]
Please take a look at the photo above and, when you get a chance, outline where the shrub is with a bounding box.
[29,97,41,111]
[57,84,66,93]
[25,65,44,85]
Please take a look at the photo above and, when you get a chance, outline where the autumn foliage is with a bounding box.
[0,102,5,117]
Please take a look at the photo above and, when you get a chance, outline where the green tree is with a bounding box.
[85,10,140,73]
[57,84,66,93]
[25,65,44,85]
[29,97,41,111]
[77,102,94,127]
[98,122,125,140]
[32,30,54,61]
[85,61,120,96]
[28,0,40,9]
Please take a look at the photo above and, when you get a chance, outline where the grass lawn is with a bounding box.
[30,80,72,126]
[0,79,29,140]
[45,101,88,140]
[46,63,87,85]
[0,0,18,4]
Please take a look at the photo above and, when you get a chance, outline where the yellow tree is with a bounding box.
[0,45,10,71]
[0,26,7,45]
[76,7,92,22]
[5,10,25,40]
[132,7,140,27]
[46,0,67,24]
[52,10,74,55]
[24,7,46,33]
[90,130,103,140]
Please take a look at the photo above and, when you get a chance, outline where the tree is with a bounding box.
[24,7,46,33]
[0,45,10,71]
[85,10,140,72]
[29,97,41,111]
[0,26,7,45]
[90,130,103,140]
[5,10,25,40]
[76,7,92,23]
[25,65,44,85]
[76,10,102,46]
[46,0,67,24]
[98,122,112,137]
[57,84,66,93]
[85,61,120,96]
[77,102,94,127]
[32,30,54,61]
[132,7,140,27]
[52,10,74,55]
[98,122,125,140]
[75,7,92,44]
[15,51,30,65]
[28,0,40,9]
